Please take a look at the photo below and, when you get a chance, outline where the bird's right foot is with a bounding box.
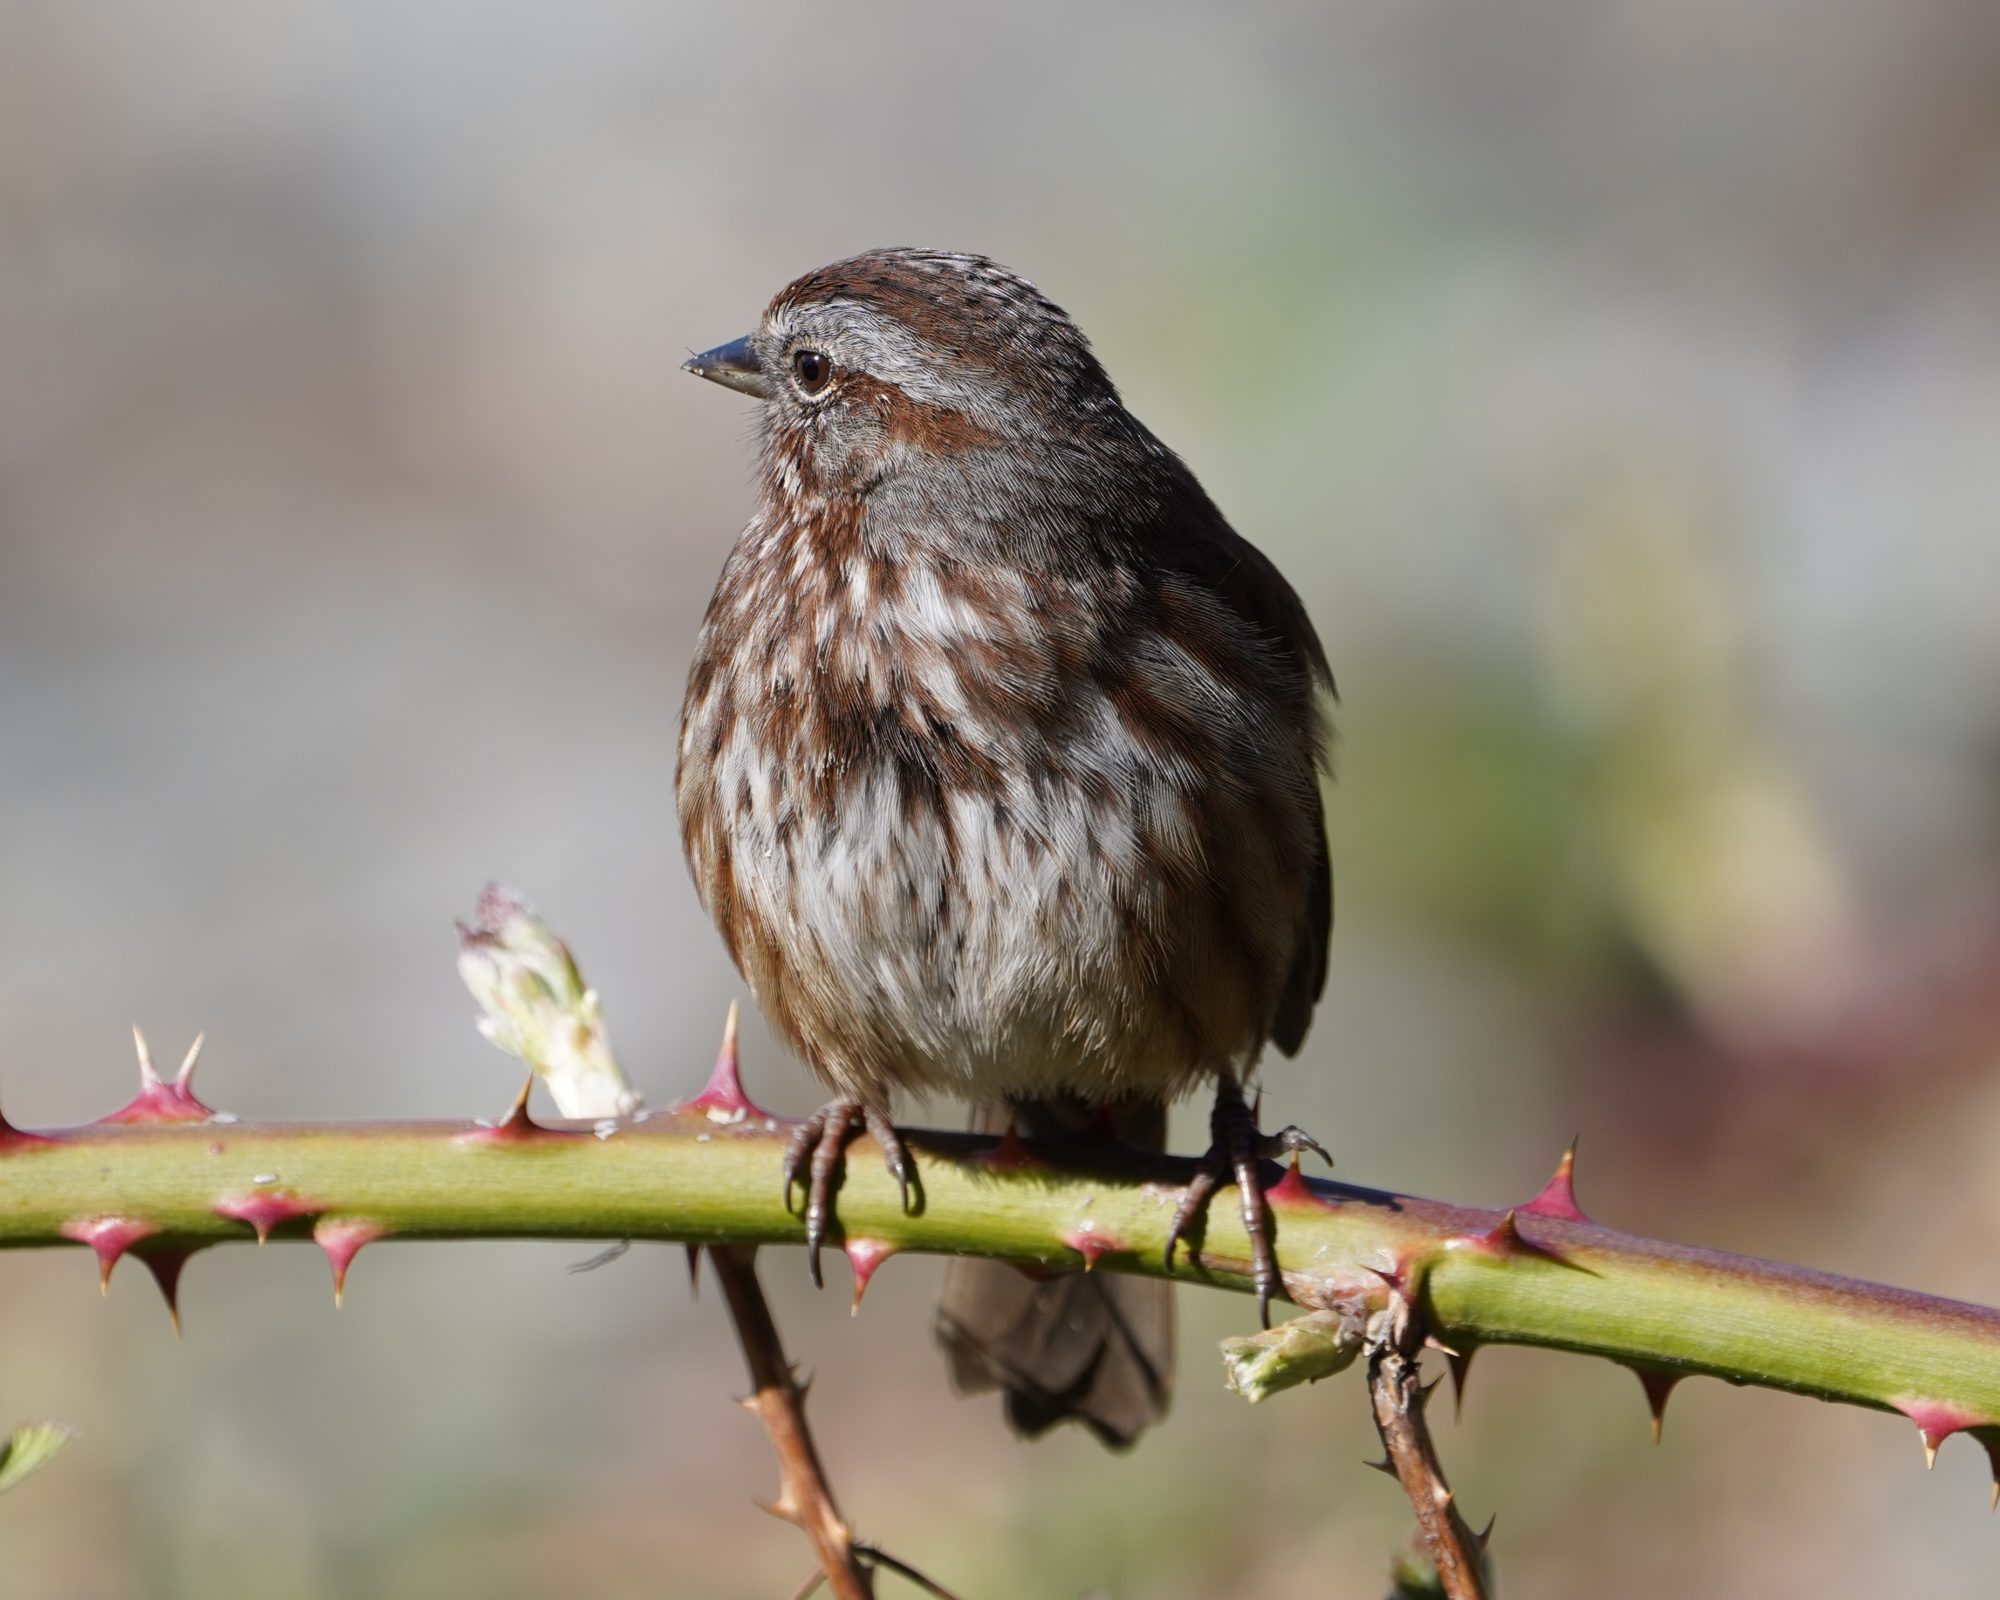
[1163,1076,1328,1326]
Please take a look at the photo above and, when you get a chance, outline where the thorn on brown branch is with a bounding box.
[1368,1334,1492,1600]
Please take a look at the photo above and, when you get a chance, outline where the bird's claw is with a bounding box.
[782,1099,914,1288]
[1163,1081,1329,1327]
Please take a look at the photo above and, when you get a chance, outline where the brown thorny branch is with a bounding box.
[707,1243,877,1600]
[710,1241,964,1599]
[1366,1295,1492,1600]
[683,1019,964,1600]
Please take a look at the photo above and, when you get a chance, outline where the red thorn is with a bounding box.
[1358,1255,1408,1292]
[1894,1397,1989,1471]
[1445,1209,1576,1267]
[313,1217,388,1308]
[1448,1346,1478,1419]
[496,1075,539,1135]
[137,1245,198,1335]
[1059,1225,1124,1272]
[972,1119,1043,1171]
[1267,1155,1335,1213]
[62,1216,160,1291]
[213,1188,320,1243]
[685,1244,703,1299]
[1519,1138,1588,1223]
[675,1001,775,1124]
[455,1074,574,1146]
[0,1096,54,1155]
[101,1027,215,1125]
[1632,1366,1682,1445]
[844,1237,897,1312]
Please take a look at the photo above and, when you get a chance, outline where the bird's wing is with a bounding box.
[1163,504,1334,1057]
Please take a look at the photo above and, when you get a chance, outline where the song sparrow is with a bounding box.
[678,249,1333,1445]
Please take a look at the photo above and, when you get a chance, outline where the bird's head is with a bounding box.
[686,249,1130,511]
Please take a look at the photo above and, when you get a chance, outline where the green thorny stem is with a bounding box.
[4,1032,2000,1506]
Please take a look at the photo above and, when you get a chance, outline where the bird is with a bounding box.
[677,248,1333,1447]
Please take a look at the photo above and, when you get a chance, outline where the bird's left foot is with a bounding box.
[1164,1077,1328,1326]
[782,1098,914,1288]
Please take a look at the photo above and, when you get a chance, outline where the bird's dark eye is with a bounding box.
[791,348,831,395]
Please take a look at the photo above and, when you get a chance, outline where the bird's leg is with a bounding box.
[782,1098,914,1289]
[1164,1075,1329,1326]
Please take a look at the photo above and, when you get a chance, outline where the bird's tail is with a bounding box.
[933,1096,1174,1449]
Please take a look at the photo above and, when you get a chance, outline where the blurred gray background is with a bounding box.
[5,3,2000,1596]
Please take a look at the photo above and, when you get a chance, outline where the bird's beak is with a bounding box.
[683,335,771,399]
